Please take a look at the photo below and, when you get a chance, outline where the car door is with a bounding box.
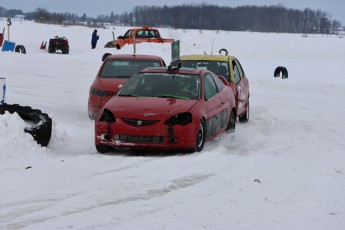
[204,73,226,137]
[231,59,249,115]
[211,73,230,130]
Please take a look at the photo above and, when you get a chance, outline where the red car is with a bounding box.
[88,54,166,119]
[95,66,237,153]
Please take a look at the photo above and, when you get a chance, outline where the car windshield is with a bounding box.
[100,59,161,79]
[181,60,230,82]
[136,30,160,38]
[119,73,200,100]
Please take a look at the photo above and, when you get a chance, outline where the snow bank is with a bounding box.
[0,111,46,159]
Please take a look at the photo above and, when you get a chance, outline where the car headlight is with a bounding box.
[165,112,192,126]
[91,87,112,97]
[99,109,116,123]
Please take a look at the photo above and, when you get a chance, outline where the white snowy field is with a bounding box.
[1,18,345,230]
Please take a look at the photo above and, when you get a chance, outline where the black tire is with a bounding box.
[239,100,250,123]
[61,45,69,54]
[274,66,288,79]
[195,119,206,152]
[15,45,26,54]
[102,53,112,62]
[0,103,52,147]
[218,48,228,56]
[96,144,111,153]
[226,109,236,132]
[48,45,54,53]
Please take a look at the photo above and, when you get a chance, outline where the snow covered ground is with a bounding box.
[1,18,345,229]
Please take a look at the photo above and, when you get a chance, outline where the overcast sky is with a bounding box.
[1,0,344,24]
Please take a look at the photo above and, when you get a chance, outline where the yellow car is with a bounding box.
[180,50,250,122]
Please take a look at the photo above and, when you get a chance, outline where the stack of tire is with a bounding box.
[0,103,52,147]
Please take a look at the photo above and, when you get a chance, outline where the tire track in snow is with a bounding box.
[3,173,213,229]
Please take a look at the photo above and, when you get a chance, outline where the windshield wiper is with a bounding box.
[158,95,190,99]
[115,76,131,79]
[118,94,139,97]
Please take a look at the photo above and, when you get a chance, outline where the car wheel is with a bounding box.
[195,119,206,152]
[239,100,249,123]
[226,109,236,132]
[96,144,111,154]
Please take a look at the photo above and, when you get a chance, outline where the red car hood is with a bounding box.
[98,77,129,92]
[105,96,198,119]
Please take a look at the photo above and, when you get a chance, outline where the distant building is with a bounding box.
[14,15,25,20]
[334,27,344,35]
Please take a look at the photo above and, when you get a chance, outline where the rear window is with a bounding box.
[181,60,230,82]
[100,59,162,79]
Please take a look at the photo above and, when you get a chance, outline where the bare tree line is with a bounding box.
[0,4,342,33]
[129,4,342,33]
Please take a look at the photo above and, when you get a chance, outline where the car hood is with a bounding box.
[98,77,129,92]
[105,96,198,119]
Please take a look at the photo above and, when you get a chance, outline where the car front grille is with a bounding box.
[123,118,159,126]
[116,135,164,144]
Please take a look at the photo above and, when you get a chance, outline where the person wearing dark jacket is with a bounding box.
[91,29,99,49]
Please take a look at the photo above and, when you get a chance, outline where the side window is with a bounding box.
[204,74,218,100]
[123,30,130,38]
[232,60,241,84]
[211,74,224,92]
[129,30,135,38]
[136,30,142,37]
[235,59,245,78]
[218,62,230,82]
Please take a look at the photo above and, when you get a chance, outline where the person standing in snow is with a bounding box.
[91,29,99,49]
